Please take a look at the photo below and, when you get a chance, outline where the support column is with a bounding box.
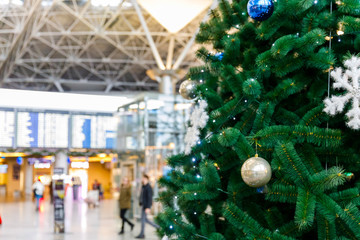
[55,151,68,174]
[147,69,182,95]
[24,161,33,199]
[158,75,174,95]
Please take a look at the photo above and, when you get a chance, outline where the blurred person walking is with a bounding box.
[49,180,53,204]
[92,179,101,201]
[135,174,159,239]
[32,177,44,211]
[118,177,134,234]
[72,176,82,200]
[92,179,100,191]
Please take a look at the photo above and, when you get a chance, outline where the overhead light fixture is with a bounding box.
[41,0,53,6]
[0,0,23,5]
[175,103,192,110]
[91,0,121,7]
[129,104,139,109]
[131,100,164,110]
[168,142,175,149]
[138,0,212,33]
[0,0,9,5]
[147,100,164,110]
[0,89,130,113]
[0,152,27,157]
[122,1,132,8]
[11,0,23,5]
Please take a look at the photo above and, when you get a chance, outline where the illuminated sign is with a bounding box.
[0,164,8,173]
[34,162,51,169]
[16,156,23,165]
[71,162,89,169]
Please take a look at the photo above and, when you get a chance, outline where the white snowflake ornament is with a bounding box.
[324,56,360,130]
[184,100,209,154]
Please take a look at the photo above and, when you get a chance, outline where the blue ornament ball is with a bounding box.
[247,0,274,21]
[214,52,224,61]
[256,186,264,193]
[256,185,269,194]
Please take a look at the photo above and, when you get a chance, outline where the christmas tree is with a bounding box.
[156,0,360,239]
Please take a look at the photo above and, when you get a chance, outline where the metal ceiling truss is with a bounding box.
[0,0,209,93]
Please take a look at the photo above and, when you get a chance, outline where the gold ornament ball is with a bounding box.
[179,80,197,100]
[241,156,272,188]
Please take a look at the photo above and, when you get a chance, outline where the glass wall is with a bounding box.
[116,93,191,217]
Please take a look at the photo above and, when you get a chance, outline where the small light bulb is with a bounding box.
[192,158,196,162]
[337,30,344,35]
[196,174,201,178]
[194,193,197,196]
[314,0,318,4]
[175,196,178,199]
[213,120,216,123]
[233,117,236,120]
[200,79,203,83]
[170,225,173,229]
[244,100,248,103]
[194,212,197,215]
[338,38,341,42]
[201,70,204,72]
[197,140,201,144]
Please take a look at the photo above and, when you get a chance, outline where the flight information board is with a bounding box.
[0,109,116,149]
[44,113,69,148]
[71,114,116,149]
[0,110,15,147]
[17,111,69,148]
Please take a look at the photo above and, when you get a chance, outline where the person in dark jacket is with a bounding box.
[119,177,134,234]
[135,174,159,239]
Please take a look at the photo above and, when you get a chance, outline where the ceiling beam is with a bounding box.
[54,80,64,92]
[131,0,166,70]
[173,0,217,70]
[35,31,193,37]
[5,78,158,87]
[0,0,42,86]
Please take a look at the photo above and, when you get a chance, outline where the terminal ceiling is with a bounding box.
[0,0,214,93]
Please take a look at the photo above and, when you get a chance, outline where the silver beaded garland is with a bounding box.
[179,80,197,100]
[241,154,272,187]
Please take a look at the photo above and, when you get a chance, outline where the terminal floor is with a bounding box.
[0,199,159,240]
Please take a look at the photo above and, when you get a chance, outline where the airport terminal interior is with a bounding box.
[1,0,360,239]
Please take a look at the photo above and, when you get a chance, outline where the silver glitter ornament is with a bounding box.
[241,155,272,187]
[179,80,197,100]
